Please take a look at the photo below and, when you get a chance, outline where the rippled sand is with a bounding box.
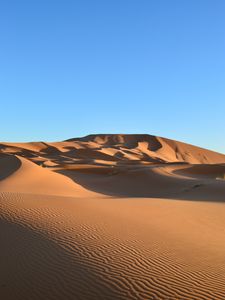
[1,134,225,299]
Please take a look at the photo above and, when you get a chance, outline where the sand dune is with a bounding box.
[0,134,225,299]
[0,154,98,197]
[1,134,225,167]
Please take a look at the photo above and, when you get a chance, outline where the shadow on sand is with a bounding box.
[56,166,225,202]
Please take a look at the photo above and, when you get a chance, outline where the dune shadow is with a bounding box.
[0,154,21,181]
[173,164,225,179]
[55,167,225,202]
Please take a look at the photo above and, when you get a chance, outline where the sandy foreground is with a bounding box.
[0,134,225,300]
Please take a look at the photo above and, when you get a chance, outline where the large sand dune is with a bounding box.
[0,134,225,299]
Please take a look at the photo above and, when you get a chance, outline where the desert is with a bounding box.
[0,134,225,299]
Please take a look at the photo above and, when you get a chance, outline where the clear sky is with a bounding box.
[0,0,225,153]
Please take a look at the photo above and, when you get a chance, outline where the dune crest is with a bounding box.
[0,154,98,197]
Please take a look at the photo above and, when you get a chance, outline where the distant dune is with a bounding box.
[0,134,225,299]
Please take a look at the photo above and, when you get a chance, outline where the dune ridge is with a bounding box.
[1,134,225,167]
[0,134,225,299]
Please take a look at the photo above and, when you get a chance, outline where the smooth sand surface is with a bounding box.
[0,134,225,299]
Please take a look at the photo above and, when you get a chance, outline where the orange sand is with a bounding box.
[0,134,225,299]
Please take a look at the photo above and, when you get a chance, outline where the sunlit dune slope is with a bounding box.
[0,153,98,197]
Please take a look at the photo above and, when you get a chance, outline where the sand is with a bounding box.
[0,134,225,299]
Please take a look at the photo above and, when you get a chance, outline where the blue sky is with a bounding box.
[0,0,225,153]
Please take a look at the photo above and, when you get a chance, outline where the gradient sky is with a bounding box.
[0,0,225,153]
